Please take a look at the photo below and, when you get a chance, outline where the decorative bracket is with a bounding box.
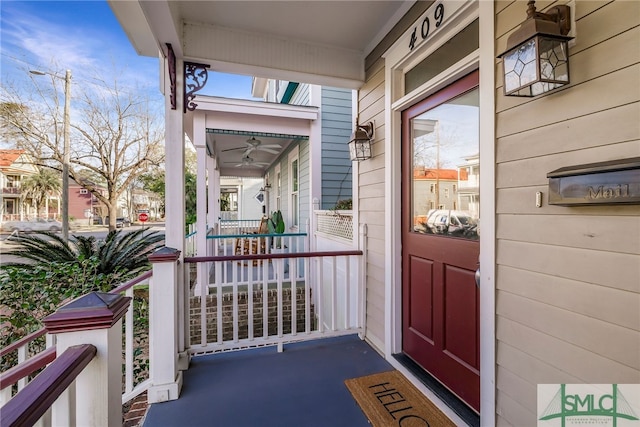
[184,61,210,113]
[166,43,176,110]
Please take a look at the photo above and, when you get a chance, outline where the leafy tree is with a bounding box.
[0,71,165,231]
[140,167,197,230]
[19,168,61,217]
[3,228,164,276]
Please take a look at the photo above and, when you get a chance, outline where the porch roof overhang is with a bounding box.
[107,0,415,88]
[185,96,318,178]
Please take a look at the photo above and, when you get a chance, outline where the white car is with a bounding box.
[1,218,63,233]
[425,209,478,238]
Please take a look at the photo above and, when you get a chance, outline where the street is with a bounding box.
[0,222,165,265]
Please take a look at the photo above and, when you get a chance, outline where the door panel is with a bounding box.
[402,70,480,412]
[408,256,434,342]
[443,265,479,370]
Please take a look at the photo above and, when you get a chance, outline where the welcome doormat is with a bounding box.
[345,371,457,427]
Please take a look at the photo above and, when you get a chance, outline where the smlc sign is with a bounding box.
[538,384,640,427]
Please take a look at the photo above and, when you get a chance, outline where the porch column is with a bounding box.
[207,155,218,257]
[44,292,131,427]
[212,166,221,226]
[163,53,188,367]
[309,84,322,210]
[163,55,186,255]
[193,112,209,295]
[148,247,183,403]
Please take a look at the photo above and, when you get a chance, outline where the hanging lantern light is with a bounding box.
[348,121,374,161]
[498,1,573,97]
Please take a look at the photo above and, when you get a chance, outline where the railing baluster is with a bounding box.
[345,256,351,330]
[200,260,208,347]
[262,260,269,340]
[317,258,324,333]
[125,286,134,393]
[233,264,239,343]
[304,257,311,334]
[248,262,254,341]
[51,380,74,427]
[291,254,297,335]
[217,267,223,345]
[277,260,283,341]
[17,343,27,391]
[331,256,337,331]
[1,386,12,405]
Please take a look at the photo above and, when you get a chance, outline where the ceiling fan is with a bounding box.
[222,137,281,156]
[224,155,269,168]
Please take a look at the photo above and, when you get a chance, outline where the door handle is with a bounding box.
[475,266,480,288]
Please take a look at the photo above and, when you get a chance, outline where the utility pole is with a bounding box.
[30,69,71,240]
[62,70,71,241]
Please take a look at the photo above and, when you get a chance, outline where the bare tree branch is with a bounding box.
[1,71,165,230]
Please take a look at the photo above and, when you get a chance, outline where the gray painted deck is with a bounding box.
[143,335,393,427]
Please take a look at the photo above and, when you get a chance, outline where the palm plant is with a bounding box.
[3,228,164,276]
[20,169,61,217]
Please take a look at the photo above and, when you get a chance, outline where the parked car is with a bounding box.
[94,216,131,227]
[1,218,63,233]
[424,209,478,238]
[115,217,131,228]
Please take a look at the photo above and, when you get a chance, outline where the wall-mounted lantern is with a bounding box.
[498,1,573,97]
[348,121,374,161]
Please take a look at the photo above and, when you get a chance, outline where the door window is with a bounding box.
[410,87,479,240]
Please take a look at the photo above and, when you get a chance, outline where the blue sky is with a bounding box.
[0,0,258,102]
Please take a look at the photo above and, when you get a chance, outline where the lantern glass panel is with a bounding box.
[538,36,569,83]
[503,39,538,94]
[349,139,372,161]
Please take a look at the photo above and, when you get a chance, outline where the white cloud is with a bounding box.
[1,3,159,100]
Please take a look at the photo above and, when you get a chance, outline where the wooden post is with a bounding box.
[147,247,183,403]
[44,291,131,427]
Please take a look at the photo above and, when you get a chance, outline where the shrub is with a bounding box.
[0,258,130,371]
[3,228,164,275]
[334,199,352,210]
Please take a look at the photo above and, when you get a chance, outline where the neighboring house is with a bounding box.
[0,149,59,222]
[219,177,264,221]
[108,2,640,425]
[118,187,163,221]
[131,188,163,220]
[254,80,353,218]
[68,179,105,223]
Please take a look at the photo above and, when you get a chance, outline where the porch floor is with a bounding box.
[143,335,393,427]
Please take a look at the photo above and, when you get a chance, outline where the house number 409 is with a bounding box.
[409,3,445,51]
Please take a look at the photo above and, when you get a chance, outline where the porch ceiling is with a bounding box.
[108,0,414,88]
[186,96,318,178]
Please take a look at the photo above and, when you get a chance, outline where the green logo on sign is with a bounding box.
[539,384,639,427]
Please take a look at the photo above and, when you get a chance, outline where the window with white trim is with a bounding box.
[289,147,299,228]
[275,165,281,211]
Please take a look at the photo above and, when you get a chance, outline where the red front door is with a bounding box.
[401,71,480,412]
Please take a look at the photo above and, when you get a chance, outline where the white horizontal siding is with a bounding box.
[494,1,640,425]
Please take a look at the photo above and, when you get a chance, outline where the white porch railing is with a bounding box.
[0,221,367,422]
[0,271,153,424]
[185,224,197,257]
[184,245,365,355]
[218,218,264,235]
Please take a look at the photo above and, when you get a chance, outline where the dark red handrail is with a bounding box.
[0,344,96,427]
[0,347,56,390]
[0,329,47,358]
[110,270,153,294]
[184,250,363,264]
